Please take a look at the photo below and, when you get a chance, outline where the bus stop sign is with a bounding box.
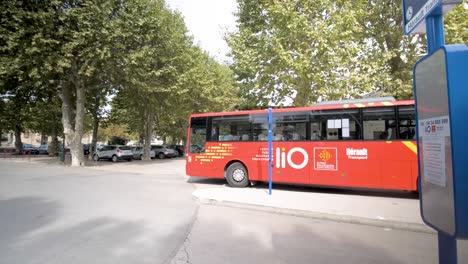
[403,0,462,34]
[414,44,468,238]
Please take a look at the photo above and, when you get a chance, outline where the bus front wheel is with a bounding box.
[226,162,249,188]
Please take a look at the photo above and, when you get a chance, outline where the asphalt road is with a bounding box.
[1,158,467,264]
[0,158,197,264]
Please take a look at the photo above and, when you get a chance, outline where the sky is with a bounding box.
[166,0,238,63]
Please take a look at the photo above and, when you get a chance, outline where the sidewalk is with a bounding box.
[192,185,434,234]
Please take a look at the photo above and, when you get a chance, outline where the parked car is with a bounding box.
[38,144,49,155]
[131,146,156,160]
[168,144,184,156]
[151,145,177,159]
[92,145,133,162]
[22,144,39,155]
[83,144,90,155]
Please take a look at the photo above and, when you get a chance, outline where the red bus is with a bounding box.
[186,98,418,191]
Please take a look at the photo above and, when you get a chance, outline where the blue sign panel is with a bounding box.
[414,44,468,238]
[403,0,441,34]
[402,0,462,35]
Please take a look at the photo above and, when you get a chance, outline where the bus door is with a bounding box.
[269,119,309,185]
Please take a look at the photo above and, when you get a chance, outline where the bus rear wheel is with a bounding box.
[226,162,249,188]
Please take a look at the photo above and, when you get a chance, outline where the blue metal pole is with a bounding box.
[425,16,435,53]
[268,108,273,195]
[425,14,445,54]
[433,15,445,49]
[438,232,457,264]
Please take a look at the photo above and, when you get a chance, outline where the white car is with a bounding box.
[92,145,133,162]
[131,146,156,159]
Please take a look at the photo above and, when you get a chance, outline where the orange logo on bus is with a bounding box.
[318,150,333,162]
[314,147,338,171]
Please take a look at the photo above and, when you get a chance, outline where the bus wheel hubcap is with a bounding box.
[232,169,245,182]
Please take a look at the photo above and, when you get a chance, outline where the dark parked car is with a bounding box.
[38,144,49,155]
[168,144,184,156]
[57,144,89,155]
[22,144,39,155]
[83,144,90,155]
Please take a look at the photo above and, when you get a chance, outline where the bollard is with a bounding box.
[59,146,65,162]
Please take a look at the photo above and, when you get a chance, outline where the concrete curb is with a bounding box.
[197,197,436,234]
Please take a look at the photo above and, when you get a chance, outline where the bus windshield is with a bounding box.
[189,117,206,153]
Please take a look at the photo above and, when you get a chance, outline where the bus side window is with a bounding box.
[310,122,321,140]
[211,126,219,141]
[311,109,360,140]
[397,106,416,139]
[272,112,307,141]
[362,107,396,140]
[252,114,268,141]
[212,115,251,142]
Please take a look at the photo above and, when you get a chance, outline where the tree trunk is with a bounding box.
[90,115,99,159]
[143,110,154,161]
[61,61,86,166]
[89,96,100,159]
[71,80,85,166]
[14,125,22,155]
[179,120,187,149]
[41,134,47,145]
[49,122,59,156]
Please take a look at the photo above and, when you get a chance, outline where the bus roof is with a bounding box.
[189,99,414,118]
[313,96,396,106]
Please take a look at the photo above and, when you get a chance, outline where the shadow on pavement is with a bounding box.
[0,196,62,256]
[0,196,193,264]
[187,177,227,186]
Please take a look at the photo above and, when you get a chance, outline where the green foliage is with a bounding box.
[109,136,126,145]
[1,0,119,151]
[0,1,56,137]
[228,0,467,107]
[152,47,238,143]
[1,0,464,155]
[444,3,468,45]
[110,2,238,144]
[97,123,132,143]
[0,0,244,153]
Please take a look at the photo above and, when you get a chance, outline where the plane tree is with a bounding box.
[2,0,144,165]
[0,0,55,154]
[2,0,237,163]
[154,46,238,146]
[227,0,464,107]
[110,2,238,160]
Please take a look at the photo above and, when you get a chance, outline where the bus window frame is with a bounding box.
[310,109,362,141]
[189,102,416,146]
